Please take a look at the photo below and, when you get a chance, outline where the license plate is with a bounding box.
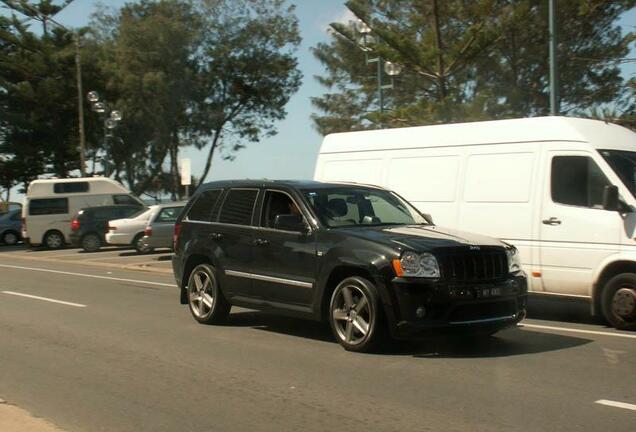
[476,287,502,298]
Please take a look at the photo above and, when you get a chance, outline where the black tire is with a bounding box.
[132,233,145,253]
[43,230,65,249]
[601,273,636,331]
[187,263,231,324]
[81,233,102,252]
[328,276,388,353]
[135,235,154,254]
[2,230,20,246]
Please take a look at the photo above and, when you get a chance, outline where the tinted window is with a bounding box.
[119,207,141,218]
[218,189,258,226]
[54,182,89,193]
[156,207,183,223]
[600,150,636,199]
[187,189,222,221]
[113,194,141,205]
[29,198,69,215]
[261,191,303,228]
[92,208,123,220]
[552,156,610,208]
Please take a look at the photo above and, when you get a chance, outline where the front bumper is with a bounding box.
[388,273,527,339]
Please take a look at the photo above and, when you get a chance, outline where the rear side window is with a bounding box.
[156,207,183,223]
[113,194,141,205]
[551,156,610,208]
[29,198,69,215]
[187,189,223,221]
[218,189,258,226]
[54,182,89,193]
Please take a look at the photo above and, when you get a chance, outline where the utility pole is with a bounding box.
[549,0,559,115]
[75,33,86,176]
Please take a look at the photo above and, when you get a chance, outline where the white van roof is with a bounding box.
[319,116,636,154]
[27,177,130,198]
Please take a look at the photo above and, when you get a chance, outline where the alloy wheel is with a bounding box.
[331,284,372,345]
[189,269,216,319]
[3,232,18,245]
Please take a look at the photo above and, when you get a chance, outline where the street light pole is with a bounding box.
[75,33,86,176]
[549,0,559,115]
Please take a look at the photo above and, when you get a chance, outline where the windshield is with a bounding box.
[599,150,636,199]
[302,187,428,228]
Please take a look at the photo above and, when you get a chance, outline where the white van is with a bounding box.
[22,177,145,249]
[314,116,636,329]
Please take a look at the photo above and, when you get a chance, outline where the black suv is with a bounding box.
[70,205,144,252]
[173,180,527,352]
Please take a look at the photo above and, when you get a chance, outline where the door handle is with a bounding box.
[210,232,224,240]
[542,217,562,226]
[253,238,269,246]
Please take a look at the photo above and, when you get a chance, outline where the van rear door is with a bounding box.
[539,150,622,296]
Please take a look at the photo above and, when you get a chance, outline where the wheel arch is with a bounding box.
[593,259,636,315]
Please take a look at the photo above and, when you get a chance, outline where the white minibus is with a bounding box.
[22,177,144,249]
[314,116,636,329]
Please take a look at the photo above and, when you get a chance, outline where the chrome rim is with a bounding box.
[331,284,371,345]
[4,232,18,245]
[189,269,215,318]
[46,233,62,248]
[612,287,636,320]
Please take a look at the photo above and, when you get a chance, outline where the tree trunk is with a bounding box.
[198,129,222,187]
[431,0,447,102]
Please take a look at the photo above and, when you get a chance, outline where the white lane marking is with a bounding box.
[2,291,86,308]
[595,399,636,411]
[521,323,636,340]
[0,264,176,288]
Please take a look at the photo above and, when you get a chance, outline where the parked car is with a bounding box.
[172,180,528,352]
[22,177,145,249]
[0,209,22,245]
[70,205,143,252]
[139,203,186,253]
[315,116,636,330]
[105,206,157,253]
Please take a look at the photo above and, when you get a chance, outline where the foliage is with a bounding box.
[312,0,635,135]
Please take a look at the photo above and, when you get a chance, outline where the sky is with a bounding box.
[3,1,636,200]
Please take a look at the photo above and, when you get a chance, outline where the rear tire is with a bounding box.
[43,231,65,249]
[81,233,102,252]
[601,273,636,331]
[135,235,154,254]
[2,230,19,246]
[328,276,388,353]
[187,264,231,324]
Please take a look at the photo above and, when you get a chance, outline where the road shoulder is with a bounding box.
[0,399,65,432]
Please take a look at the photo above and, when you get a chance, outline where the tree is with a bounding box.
[312,0,635,135]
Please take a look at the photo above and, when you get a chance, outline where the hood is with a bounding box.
[336,224,505,252]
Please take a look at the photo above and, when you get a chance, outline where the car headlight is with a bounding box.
[393,251,440,278]
[506,246,521,273]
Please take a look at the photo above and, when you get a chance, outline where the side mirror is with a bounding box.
[602,185,620,212]
[423,213,434,225]
[274,214,309,232]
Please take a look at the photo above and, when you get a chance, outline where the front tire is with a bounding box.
[43,231,65,249]
[329,276,388,352]
[187,264,231,324]
[601,273,636,331]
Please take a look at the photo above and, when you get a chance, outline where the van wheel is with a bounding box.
[43,231,65,249]
[187,264,230,324]
[81,233,102,252]
[329,276,388,353]
[2,231,19,246]
[601,273,636,331]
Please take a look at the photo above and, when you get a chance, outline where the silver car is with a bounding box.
[139,202,186,253]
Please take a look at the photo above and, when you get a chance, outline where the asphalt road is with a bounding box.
[0,249,634,432]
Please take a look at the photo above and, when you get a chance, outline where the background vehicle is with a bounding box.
[172,180,527,352]
[22,177,144,249]
[70,205,142,252]
[314,116,636,330]
[140,203,185,253]
[0,209,22,245]
[106,206,157,253]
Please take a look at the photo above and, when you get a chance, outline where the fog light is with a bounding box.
[416,306,426,318]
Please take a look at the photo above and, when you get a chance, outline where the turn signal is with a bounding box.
[392,259,404,277]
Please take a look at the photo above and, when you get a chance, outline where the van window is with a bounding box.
[218,189,258,226]
[187,189,223,221]
[113,194,141,206]
[156,207,183,223]
[29,198,69,215]
[551,156,610,208]
[54,182,89,193]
